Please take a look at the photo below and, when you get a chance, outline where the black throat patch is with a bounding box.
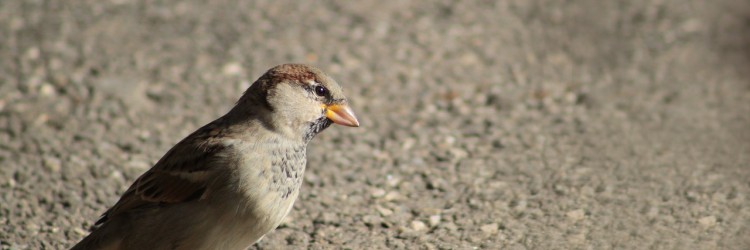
[303,116,333,142]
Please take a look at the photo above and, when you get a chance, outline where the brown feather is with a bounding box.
[95,121,230,226]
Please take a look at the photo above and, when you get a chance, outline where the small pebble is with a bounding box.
[40,84,56,97]
[411,220,428,231]
[384,191,401,201]
[127,159,150,170]
[386,175,401,187]
[567,209,585,221]
[371,188,386,198]
[43,156,62,173]
[222,62,244,76]
[109,170,124,182]
[376,205,393,217]
[480,223,498,234]
[699,216,716,228]
[429,215,441,227]
[362,215,382,227]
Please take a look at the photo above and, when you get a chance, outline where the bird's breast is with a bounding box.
[232,140,307,223]
[268,143,307,199]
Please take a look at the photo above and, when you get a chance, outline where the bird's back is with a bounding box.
[72,122,309,250]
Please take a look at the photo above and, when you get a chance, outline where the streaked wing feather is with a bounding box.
[95,124,229,226]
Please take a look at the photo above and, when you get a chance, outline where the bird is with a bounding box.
[72,64,360,250]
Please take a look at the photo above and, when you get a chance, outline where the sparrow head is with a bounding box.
[236,64,359,141]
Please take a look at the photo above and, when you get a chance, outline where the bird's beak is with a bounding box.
[325,104,360,127]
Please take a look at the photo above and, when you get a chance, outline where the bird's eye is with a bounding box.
[314,86,329,97]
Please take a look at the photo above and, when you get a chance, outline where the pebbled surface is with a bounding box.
[1,0,749,249]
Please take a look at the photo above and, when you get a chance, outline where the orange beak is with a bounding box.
[325,104,360,127]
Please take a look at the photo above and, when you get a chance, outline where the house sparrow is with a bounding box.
[72,64,359,250]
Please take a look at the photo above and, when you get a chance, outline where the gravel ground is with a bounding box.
[1,0,749,249]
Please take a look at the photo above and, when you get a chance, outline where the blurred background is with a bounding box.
[1,0,749,249]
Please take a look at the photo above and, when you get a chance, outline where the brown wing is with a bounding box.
[95,124,230,226]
